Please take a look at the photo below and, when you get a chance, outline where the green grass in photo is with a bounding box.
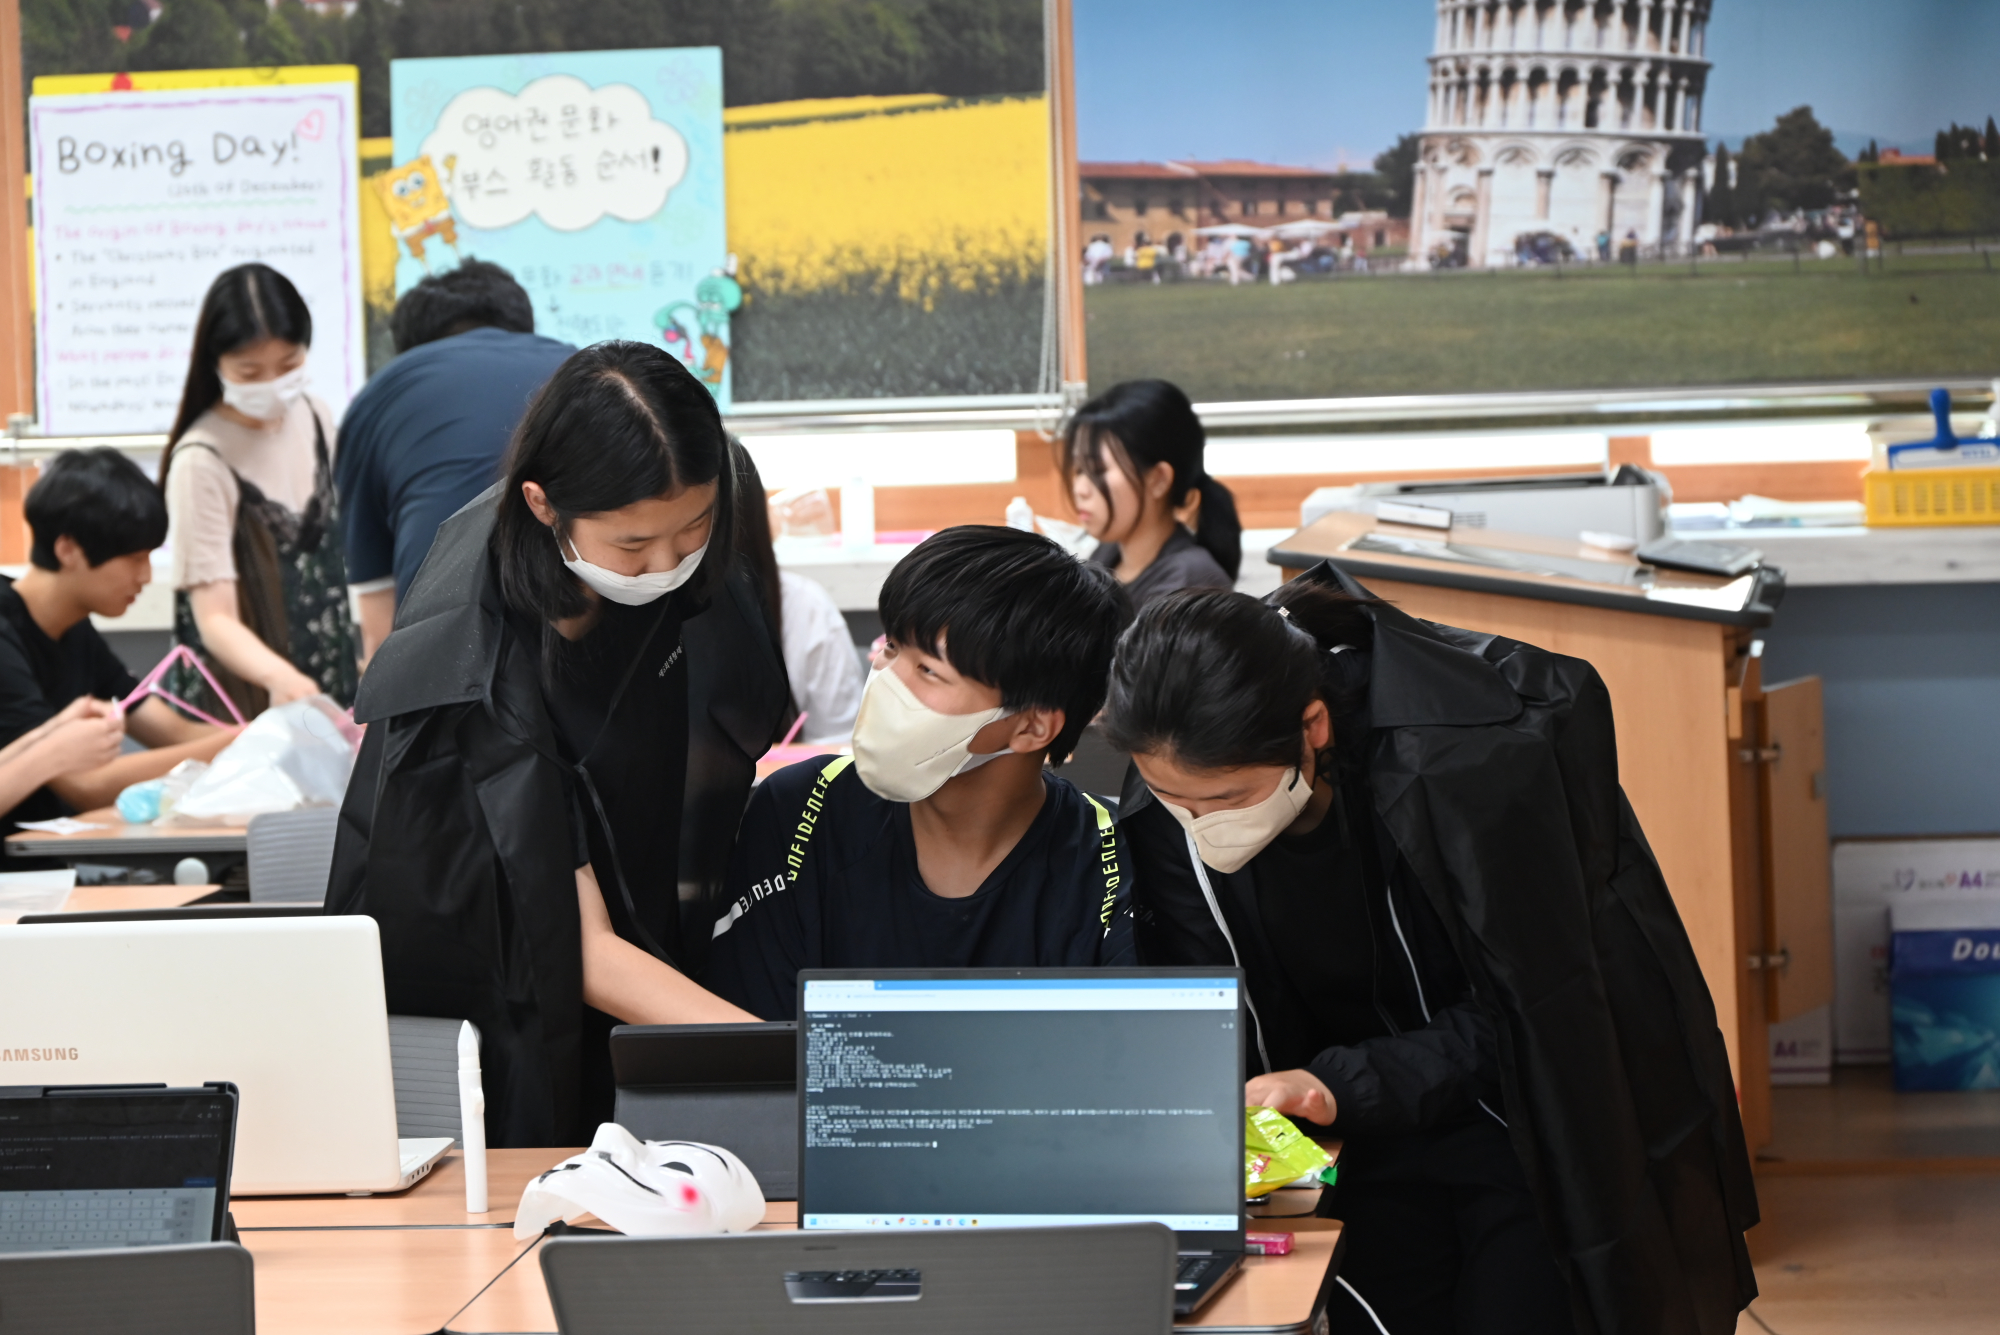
[733,276,1044,402]
[1083,254,2000,400]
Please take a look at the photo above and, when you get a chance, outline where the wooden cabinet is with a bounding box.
[1273,512,1820,1147]
[1757,676,1834,1028]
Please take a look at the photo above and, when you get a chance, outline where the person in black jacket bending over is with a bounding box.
[328,342,790,1147]
[705,526,1135,1019]
[1102,568,1758,1335]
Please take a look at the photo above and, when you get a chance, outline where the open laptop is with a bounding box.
[797,968,1246,1318]
[610,1022,798,1198]
[0,917,453,1195]
[541,1225,1175,1334]
[0,1083,237,1252]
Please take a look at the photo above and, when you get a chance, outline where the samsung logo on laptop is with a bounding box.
[2,1046,79,1061]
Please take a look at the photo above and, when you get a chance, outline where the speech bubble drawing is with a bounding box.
[418,74,688,232]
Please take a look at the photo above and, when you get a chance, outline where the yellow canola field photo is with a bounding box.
[724,93,1049,309]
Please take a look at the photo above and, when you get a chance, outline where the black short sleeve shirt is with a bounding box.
[704,759,1136,1020]
[0,576,142,830]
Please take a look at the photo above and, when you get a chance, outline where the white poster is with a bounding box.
[30,82,364,436]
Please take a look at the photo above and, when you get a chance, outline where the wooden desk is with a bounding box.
[0,881,213,923]
[236,1154,1341,1334]
[241,1226,531,1335]
[5,807,248,860]
[60,883,214,912]
[232,1148,580,1230]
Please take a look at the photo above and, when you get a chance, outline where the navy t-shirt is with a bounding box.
[336,326,575,600]
[705,758,1135,1020]
[0,576,140,833]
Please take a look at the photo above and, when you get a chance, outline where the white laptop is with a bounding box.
[0,917,452,1195]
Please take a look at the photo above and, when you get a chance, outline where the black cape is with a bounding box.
[325,488,789,1147]
[1122,563,1758,1335]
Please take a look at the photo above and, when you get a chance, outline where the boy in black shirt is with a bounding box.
[0,450,234,835]
[706,526,1134,1019]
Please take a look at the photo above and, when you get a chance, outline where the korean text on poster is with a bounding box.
[390,50,732,405]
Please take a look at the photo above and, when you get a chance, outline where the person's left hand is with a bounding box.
[1246,1069,1337,1126]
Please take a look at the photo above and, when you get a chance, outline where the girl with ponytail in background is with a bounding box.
[1101,566,1759,1335]
[1061,379,1241,608]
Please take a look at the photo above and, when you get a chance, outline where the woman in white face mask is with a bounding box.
[160,263,358,716]
[1101,575,1759,1335]
[324,341,793,1147]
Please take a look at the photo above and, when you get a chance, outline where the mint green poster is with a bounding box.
[388,48,735,405]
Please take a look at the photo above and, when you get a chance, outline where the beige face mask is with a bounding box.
[850,664,1016,804]
[1159,767,1314,874]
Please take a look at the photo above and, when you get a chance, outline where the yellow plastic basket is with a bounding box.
[1863,465,2000,527]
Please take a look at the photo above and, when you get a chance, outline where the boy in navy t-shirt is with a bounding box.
[706,526,1134,1020]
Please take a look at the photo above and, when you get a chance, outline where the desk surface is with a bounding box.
[5,807,248,858]
[0,881,213,923]
[233,1148,561,1230]
[1668,521,2000,587]
[236,1149,1341,1334]
[1272,510,1779,626]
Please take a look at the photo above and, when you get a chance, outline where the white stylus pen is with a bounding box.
[458,1021,489,1214]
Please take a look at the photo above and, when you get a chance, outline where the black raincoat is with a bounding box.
[1122,562,1758,1335]
[325,488,789,1147]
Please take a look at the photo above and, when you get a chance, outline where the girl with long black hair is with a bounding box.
[1061,378,1241,608]
[1102,567,1758,1335]
[327,342,790,1146]
[162,263,357,715]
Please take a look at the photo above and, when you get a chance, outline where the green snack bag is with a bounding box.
[1244,1106,1334,1198]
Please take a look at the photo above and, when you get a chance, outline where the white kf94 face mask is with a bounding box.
[555,529,707,606]
[219,363,309,421]
[513,1123,766,1240]
[850,663,1015,803]
[1161,767,1315,874]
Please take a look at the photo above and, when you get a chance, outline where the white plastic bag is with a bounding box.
[170,695,362,825]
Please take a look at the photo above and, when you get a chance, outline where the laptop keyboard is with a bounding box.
[0,1188,214,1251]
[1175,1255,1220,1291]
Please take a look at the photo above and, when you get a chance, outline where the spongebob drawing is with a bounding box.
[376,155,460,266]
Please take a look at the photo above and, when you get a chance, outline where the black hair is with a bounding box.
[389,258,535,353]
[730,443,794,725]
[878,525,1131,765]
[732,444,783,636]
[162,264,313,487]
[492,340,735,629]
[1061,378,1242,580]
[1102,575,1377,770]
[26,448,169,569]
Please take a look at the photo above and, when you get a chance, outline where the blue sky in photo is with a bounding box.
[1072,0,2000,167]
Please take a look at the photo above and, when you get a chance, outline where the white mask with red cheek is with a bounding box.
[513,1123,765,1239]
[1159,767,1315,874]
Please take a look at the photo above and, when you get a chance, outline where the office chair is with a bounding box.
[246,805,341,903]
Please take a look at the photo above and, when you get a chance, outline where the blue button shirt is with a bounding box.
[336,326,575,600]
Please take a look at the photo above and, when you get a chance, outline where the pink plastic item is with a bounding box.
[777,711,808,748]
[118,644,246,731]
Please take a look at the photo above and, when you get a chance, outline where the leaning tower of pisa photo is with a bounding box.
[1410,0,1713,269]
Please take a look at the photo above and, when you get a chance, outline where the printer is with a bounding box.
[1302,465,1670,547]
